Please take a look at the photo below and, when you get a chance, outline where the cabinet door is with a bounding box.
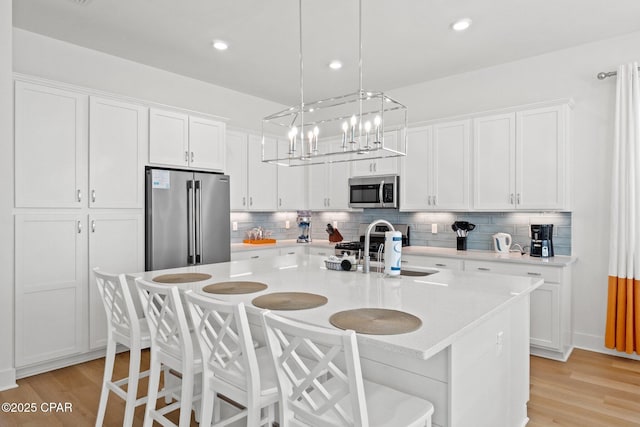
[15,214,87,366]
[149,108,189,167]
[277,138,306,210]
[15,81,87,208]
[472,113,516,210]
[401,127,432,210]
[529,283,561,349]
[516,106,566,210]
[432,120,470,210]
[307,163,327,210]
[89,97,146,208]
[327,162,351,210]
[247,135,278,210]
[189,116,226,171]
[88,214,144,349]
[375,129,400,175]
[350,159,375,177]
[226,130,248,210]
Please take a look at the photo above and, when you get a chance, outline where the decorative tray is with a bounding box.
[243,239,277,244]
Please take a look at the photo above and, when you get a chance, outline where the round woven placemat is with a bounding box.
[329,308,422,335]
[252,292,328,310]
[202,281,268,295]
[152,273,212,284]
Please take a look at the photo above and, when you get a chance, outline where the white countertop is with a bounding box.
[129,253,542,360]
[231,239,576,267]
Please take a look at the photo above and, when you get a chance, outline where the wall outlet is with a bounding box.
[285,220,290,229]
[431,223,438,234]
[232,221,238,231]
[333,220,338,228]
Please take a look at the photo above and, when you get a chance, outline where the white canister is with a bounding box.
[384,231,402,276]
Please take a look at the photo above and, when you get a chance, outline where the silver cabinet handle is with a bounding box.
[77,189,82,202]
[77,221,82,234]
[91,220,96,233]
[287,251,295,255]
[249,196,253,206]
[433,195,437,206]
[427,196,431,205]
[191,151,195,163]
[527,272,542,276]
[435,263,447,267]
[242,196,246,206]
[478,267,491,271]
[184,151,189,162]
[373,163,377,172]
[327,197,330,207]
[251,255,259,259]
[517,193,521,204]
[324,198,328,207]
[317,251,326,256]
[279,198,282,207]
[91,189,96,203]
[510,193,514,204]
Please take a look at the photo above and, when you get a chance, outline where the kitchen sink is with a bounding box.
[399,269,438,277]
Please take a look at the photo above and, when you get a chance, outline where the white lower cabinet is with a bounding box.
[463,259,572,360]
[15,212,144,368]
[230,248,280,261]
[88,214,144,349]
[15,214,87,367]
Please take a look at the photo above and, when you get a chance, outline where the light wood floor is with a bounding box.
[0,348,638,426]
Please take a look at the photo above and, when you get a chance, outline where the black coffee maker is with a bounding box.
[530,224,554,257]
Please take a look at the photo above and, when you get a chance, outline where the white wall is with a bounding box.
[388,31,640,358]
[12,28,284,131]
[0,1,16,391]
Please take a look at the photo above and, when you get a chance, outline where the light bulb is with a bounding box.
[313,126,319,136]
[350,115,357,127]
[342,122,349,132]
[308,131,313,141]
[374,116,381,127]
[364,121,372,133]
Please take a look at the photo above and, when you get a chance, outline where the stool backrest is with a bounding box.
[94,268,139,340]
[262,312,368,427]
[185,292,260,398]
[135,278,192,362]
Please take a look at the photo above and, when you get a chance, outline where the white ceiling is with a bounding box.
[12,0,640,106]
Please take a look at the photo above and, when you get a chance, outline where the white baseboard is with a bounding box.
[0,367,17,391]
[572,332,640,361]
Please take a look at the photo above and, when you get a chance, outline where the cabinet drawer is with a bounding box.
[402,254,463,271]
[463,260,561,283]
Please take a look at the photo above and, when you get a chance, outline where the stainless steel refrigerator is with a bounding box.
[145,167,230,270]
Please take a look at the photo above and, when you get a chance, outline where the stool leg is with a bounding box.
[123,346,141,427]
[95,337,116,427]
[143,351,162,427]
[178,365,194,427]
[198,376,213,427]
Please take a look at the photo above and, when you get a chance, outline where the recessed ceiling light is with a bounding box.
[451,18,472,32]
[329,60,343,70]
[212,40,229,51]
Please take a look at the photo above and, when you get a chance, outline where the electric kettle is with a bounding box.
[493,233,512,254]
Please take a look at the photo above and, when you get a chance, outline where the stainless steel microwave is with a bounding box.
[348,175,399,208]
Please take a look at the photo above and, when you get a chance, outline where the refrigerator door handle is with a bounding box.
[194,180,202,264]
[187,180,195,264]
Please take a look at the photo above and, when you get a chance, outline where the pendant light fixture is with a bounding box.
[262,0,408,166]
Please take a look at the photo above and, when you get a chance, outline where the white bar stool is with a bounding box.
[94,268,151,427]
[262,311,434,427]
[136,278,202,427]
[185,291,278,427]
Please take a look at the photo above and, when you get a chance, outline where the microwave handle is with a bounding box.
[379,179,384,206]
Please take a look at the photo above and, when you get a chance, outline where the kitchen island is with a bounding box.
[129,253,542,427]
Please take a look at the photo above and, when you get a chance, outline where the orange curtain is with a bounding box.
[604,62,640,355]
[605,276,640,353]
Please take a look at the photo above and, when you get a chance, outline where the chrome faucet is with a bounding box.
[363,219,395,273]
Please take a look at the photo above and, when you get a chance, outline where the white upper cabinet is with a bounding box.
[247,134,278,211]
[188,115,226,171]
[89,97,147,208]
[473,104,569,210]
[15,81,88,208]
[307,141,351,211]
[516,106,568,210]
[226,130,249,210]
[277,138,306,211]
[350,130,400,177]
[149,108,189,167]
[401,120,470,210]
[472,113,516,210]
[149,108,225,172]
